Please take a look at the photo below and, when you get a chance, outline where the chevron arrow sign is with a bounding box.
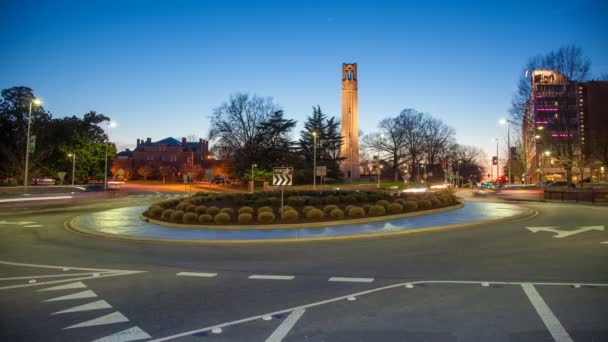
[273,167,293,186]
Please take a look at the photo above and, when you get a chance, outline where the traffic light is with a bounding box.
[492,156,497,165]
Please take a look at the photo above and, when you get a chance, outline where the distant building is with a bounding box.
[579,80,608,181]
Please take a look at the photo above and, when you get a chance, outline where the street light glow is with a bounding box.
[109,121,117,128]
[499,118,507,125]
[32,98,42,106]
[544,151,551,156]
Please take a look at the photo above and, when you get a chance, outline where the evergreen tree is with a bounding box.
[298,106,343,181]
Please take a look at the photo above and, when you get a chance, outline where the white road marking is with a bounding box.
[0,259,140,272]
[43,290,97,302]
[38,281,87,291]
[64,311,129,329]
[0,220,36,225]
[149,279,608,342]
[526,225,604,238]
[481,282,490,287]
[23,225,43,228]
[176,272,217,278]
[328,277,374,283]
[0,196,73,203]
[521,283,573,342]
[601,241,607,244]
[405,283,414,288]
[0,271,144,290]
[211,328,223,334]
[346,296,357,301]
[52,300,112,314]
[249,275,295,280]
[28,279,36,283]
[265,309,306,342]
[93,326,152,342]
[0,272,107,281]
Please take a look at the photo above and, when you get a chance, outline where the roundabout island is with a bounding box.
[67,190,534,243]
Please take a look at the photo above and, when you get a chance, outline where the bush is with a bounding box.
[305,208,325,219]
[195,205,208,215]
[148,205,163,217]
[254,198,270,206]
[323,204,338,215]
[344,195,358,203]
[344,205,355,213]
[185,204,197,213]
[161,209,174,220]
[258,206,273,214]
[303,206,316,216]
[198,214,213,223]
[176,201,190,211]
[403,201,418,211]
[387,202,403,214]
[183,212,198,224]
[238,206,254,215]
[394,198,406,206]
[330,208,345,219]
[430,197,442,207]
[325,195,339,204]
[159,199,180,209]
[376,200,390,209]
[287,196,306,207]
[206,206,220,215]
[269,197,281,206]
[368,205,386,216]
[417,200,432,210]
[282,210,299,222]
[355,194,369,203]
[170,210,185,223]
[362,204,372,213]
[220,207,235,216]
[238,213,253,224]
[307,197,321,205]
[348,207,365,217]
[214,212,231,224]
[257,211,276,224]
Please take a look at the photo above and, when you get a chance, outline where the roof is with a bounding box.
[134,137,206,152]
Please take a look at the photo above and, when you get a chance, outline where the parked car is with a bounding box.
[211,177,232,184]
[545,181,570,188]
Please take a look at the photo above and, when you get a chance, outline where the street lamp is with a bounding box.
[251,163,257,193]
[68,153,76,187]
[458,160,462,188]
[24,98,42,193]
[312,131,317,190]
[104,121,117,190]
[499,118,514,184]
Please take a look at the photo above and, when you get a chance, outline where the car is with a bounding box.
[211,177,232,184]
[545,181,569,187]
[33,177,55,185]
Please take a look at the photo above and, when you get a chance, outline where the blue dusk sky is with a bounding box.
[2,0,607,163]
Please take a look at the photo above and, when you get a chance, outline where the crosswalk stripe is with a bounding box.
[52,300,112,315]
[64,311,129,329]
[43,290,97,302]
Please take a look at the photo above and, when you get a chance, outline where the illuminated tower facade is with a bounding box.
[340,63,359,181]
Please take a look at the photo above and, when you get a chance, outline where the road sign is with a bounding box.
[526,225,604,238]
[273,167,293,186]
[316,166,327,177]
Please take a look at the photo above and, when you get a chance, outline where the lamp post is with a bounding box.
[251,163,257,193]
[312,131,317,190]
[104,121,116,190]
[458,160,462,188]
[68,153,76,187]
[500,118,514,184]
[24,98,42,193]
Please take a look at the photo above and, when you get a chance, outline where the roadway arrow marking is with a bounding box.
[526,226,604,238]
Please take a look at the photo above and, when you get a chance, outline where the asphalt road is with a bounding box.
[0,190,607,341]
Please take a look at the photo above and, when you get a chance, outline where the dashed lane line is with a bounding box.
[148,279,608,342]
[265,308,306,342]
[0,272,112,281]
[0,260,141,273]
[0,271,145,290]
[176,272,217,278]
[249,275,295,280]
[521,283,573,342]
[328,277,375,283]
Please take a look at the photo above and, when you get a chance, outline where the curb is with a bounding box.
[65,205,537,245]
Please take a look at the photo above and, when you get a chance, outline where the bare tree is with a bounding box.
[422,116,456,168]
[398,109,427,180]
[362,116,407,182]
[137,164,154,183]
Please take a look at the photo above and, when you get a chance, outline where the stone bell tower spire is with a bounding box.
[340,63,359,181]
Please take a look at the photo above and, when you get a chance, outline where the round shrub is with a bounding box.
[170,210,185,223]
[176,201,190,211]
[198,214,213,223]
[344,195,358,203]
[344,205,355,213]
[376,200,391,209]
[387,202,403,214]
[269,197,281,206]
[330,208,345,219]
[206,206,220,215]
[368,205,386,216]
[287,196,305,206]
[282,210,299,222]
[325,195,339,205]
[362,204,372,213]
[257,211,276,224]
[254,198,270,206]
[161,209,174,220]
[303,206,316,216]
[148,205,163,217]
[220,207,235,216]
[355,194,369,203]
[305,208,325,219]
[238,213,253,224]
[258,206,273,214]
[348,207,365,217]
[159,199,180,209]
[430,197,442,207]
[238,206,254,215]
[183,212,198,224]
[323,204,338,215]
[307,197,321,205]
[185,204,197,213]
[214,212,231,224]
[403,200,418,211]
[195,205,207,215]
[417,200,432,210]
[394,198,406,206]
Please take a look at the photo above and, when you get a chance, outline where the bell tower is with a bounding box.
[341,63,359,181]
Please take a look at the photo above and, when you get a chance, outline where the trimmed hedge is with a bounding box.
[325,195,339,204]
[330,208,345,219]
[161,209,174,220]
[238,206,254,215]
[305,208,325,219]
[220,207,235,216]
[282,210,299,222]
[258,211,276,224]
[185,204,197,213]
[387,202,403,214]
[183,212,198,224]
[417,199,432,209]
[206,206,220,215]
[258,206,273,214]
[198,214,213,223]
[170,210,184,223]
[214,212,231,224]
[348,207,365,217]
[238,213,253,224]
[195,206,208,215]
[403,200,418,211]
[148,205,163,217]
[323,204,338,215]
[303,205,316,216]
[376,200,390,209]
[368,205,386,216]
